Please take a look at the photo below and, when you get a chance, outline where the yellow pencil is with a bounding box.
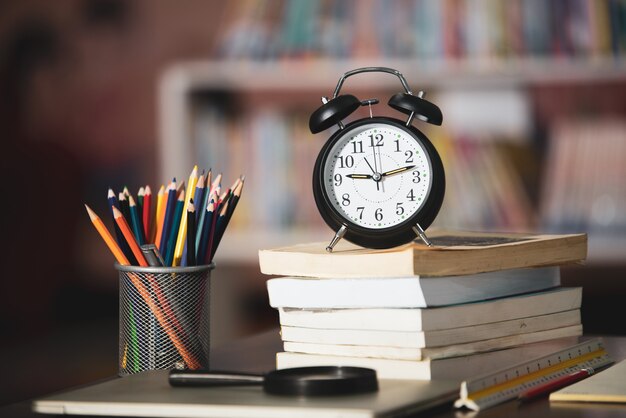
[173,165,198,266]
[154,184,165,244]
[85,204,130,265]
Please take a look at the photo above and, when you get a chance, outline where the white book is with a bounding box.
[283,325,582,361]
[279,287,582,332]
[280,310,580,350]
[267,267,560,309]
[277,337,582,381]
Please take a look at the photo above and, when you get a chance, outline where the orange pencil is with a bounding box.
[113,206,148,267]
[85,205,129,265]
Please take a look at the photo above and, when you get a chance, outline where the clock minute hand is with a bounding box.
[381,165,416,177]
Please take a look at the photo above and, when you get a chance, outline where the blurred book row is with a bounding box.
[215,0,626,60]
[191,102,626,241]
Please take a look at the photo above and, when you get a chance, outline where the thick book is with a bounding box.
[281,325,582,361]
[277,337,581,381]
[278,287,582,331]
[267,267,560,308]
[259,230,587,278]
[280,310,580,350]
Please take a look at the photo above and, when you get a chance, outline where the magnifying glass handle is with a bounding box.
[169,370,265,387]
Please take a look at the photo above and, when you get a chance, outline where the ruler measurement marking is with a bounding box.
[467,347,607,401]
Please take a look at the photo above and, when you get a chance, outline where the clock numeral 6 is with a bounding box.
[342,193,350,206]
[375,208,383,221]
[334,174,343,186]
[396,202,404,215]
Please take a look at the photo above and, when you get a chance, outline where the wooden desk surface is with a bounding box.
[4,330,626,417]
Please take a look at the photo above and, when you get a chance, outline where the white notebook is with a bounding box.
[33,370,458,418]
[550,359,626,403]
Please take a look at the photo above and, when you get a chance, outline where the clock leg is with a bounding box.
[412,224,433,247]
[326,224,348,253]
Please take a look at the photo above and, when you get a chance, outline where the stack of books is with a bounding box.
[259,230,588,380]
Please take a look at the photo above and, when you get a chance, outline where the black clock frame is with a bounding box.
[313,116,445,249]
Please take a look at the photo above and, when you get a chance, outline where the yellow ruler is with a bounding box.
[454,338,613,411]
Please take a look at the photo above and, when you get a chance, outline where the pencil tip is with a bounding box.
[108,189,115,198]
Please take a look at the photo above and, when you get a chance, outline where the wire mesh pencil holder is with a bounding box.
[116,263,214,376]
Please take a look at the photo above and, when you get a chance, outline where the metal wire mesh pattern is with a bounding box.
[116,264,212,376]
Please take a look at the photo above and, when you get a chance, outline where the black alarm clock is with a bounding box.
[309,67,445,251]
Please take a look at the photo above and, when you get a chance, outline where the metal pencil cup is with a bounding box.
[116,263,213,376]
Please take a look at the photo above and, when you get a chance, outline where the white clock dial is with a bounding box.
[323,123,433,229]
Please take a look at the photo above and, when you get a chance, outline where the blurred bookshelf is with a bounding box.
[158,0,626,263]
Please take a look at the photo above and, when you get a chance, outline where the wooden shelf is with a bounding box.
[162,57,626,92]
[157,58,626,264]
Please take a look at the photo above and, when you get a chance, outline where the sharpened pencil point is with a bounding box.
[85,204,96,220]
[108,189,116,198]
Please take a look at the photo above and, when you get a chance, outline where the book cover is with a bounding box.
[267,267,560,309]
[277,337,581,381]
[278,287,582,332]
[259,230,587,278]
[280,310,580,350]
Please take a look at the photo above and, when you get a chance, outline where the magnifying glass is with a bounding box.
[169,366,378,396]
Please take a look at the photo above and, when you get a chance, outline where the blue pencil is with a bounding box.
[196,196,216,265]
[195,181,213,257]
[159,179,177,256]
[164,192,185,267]
[128,195,145,246]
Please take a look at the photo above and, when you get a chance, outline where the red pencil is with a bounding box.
[143,185,152,242]
[518,368,594,402]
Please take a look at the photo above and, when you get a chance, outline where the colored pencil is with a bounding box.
[209,199,231,262]
[107,189,137,265]
[112,206,148,267]
[128,195,145,246]
[154,185,165,244]
[158,179,177,253]
[118,192,131,224]
[122,186,130,198]
[173,165,198,266]
[176,180,185,197]
[227,176,245,220]
[209,173,222,196]
[137,187,145,216]
[185,201,197,266]
[196,197,216,265]
[182,174,205,265]
[143,185,152,242]
[164,191,185,267]
[192,174,206,223]
[85,204,129,265]
[195,187,213,255]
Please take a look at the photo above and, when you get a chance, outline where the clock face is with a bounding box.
[322,122,433,230]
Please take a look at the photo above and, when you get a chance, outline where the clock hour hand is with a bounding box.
[346,173,373,179]
[381,165,416,178]
[364,157,381,190]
